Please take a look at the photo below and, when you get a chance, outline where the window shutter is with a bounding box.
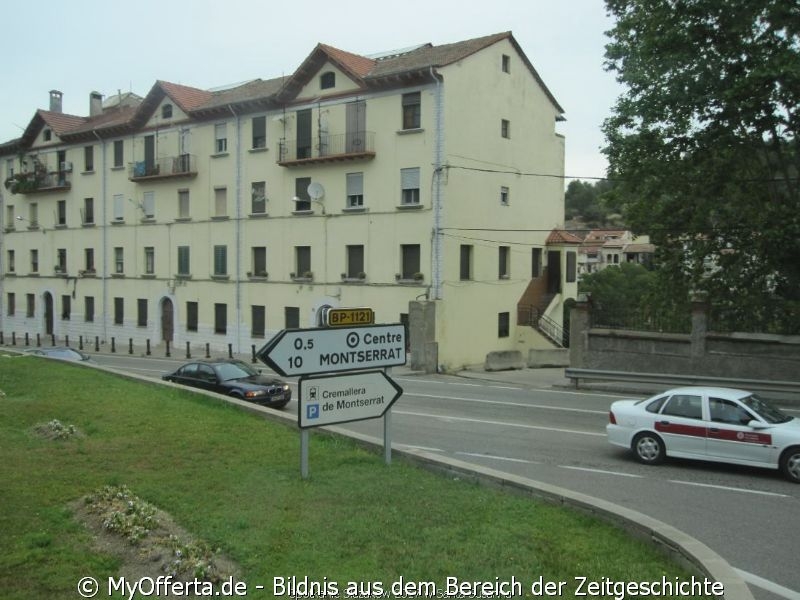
[401,167,420,190]
[346,173,363,196]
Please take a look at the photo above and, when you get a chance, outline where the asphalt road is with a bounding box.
[90,353,800,600]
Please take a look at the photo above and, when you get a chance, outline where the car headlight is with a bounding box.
[282,385,290,392]
[244,390,266,398]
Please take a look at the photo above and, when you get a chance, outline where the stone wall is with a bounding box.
[569,298,800,382]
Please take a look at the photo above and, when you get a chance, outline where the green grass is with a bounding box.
[0,355,714,598]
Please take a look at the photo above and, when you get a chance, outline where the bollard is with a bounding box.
[25,333,30,346]
[165,339,171,357]
[186,341,191,359]
[128,338,133,354]
[205,343,210,358]
[228,343,233,359]
[146,339,151,356]
[37,333,41,347]
[111,337,116,353]
[11,332,16,346]
[65,335,70,347]
[79,336,84,350]
[95,336,100,352]
[251,345,257,363]
[0,331,4,345]
[51,334,56,346]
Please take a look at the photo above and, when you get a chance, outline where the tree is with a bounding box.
[602,0,800,333]
[565,179,619,226]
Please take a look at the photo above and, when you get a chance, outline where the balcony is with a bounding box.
[4,170,71,195]
[278,132,375,167]
[129,154,197,182]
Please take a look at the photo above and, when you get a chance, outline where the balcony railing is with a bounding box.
[4,171,72,195]
[129,154,197,182]
[278,132,375,166]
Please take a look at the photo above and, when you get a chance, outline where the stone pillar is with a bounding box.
[690,291,709,360]
[569,295,591,368]
[409,301,437,373]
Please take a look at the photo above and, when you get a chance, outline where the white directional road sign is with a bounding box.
[256,324,406,376]
[298,370,403,429]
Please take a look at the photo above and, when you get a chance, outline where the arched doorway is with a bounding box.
[43,292,54,335]
[160,298,174,342]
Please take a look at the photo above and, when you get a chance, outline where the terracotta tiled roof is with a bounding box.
[37,110,86,136]
[546,229,583,244]
[158,81,214,112]
[320,44,376,78]
[65,105,139,137]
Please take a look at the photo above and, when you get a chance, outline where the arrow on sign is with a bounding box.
[298,370,403,429]
[256,324,406,376]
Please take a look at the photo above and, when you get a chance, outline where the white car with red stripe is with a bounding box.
[607,387,800,483]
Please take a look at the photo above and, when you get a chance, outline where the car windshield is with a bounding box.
[215,362,258,381]
[740,394,793,424]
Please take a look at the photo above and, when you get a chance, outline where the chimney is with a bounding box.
[49,90,63,113]
[90,91,103,116]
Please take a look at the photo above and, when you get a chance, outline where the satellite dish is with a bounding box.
[307,182,325,200]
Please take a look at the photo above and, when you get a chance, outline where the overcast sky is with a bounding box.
[0,0,621,182]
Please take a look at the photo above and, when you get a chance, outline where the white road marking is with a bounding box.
[560,466,643,478]
[405,392,608,415]
[734,569,800,600]
[395,410,605,437]
[456,452,541,464]
[668,479,789,498]
[396,444,443,453]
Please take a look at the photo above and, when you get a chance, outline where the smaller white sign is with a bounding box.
[298,370,403,429]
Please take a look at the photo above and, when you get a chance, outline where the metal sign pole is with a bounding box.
[301,429,309,479]
[384,367,392,465]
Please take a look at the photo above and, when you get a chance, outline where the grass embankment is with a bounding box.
[0,355,712,598]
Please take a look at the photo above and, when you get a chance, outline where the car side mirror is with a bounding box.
[747,419,769,430]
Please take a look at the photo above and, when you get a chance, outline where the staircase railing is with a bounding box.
[538,313,568,348]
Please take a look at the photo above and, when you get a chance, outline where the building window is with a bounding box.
[137,299,148,327]
[85,296,95,322]
[178,189,190,219]
[566,251,577,283]
[213,246,228,276]
[252,116,266,149]
[320,72,335,89]
[460,245,473,281]
[114,247,124,274]
[251,181,266,214]
[502,54,510,73]
[177,246,190,276]
[113,194,125,222]
[57,200,67,225]
[294,177,311,211]
[401,244,421,279]
[214,303,227,334]
[114,297,124,325]
[7,250,14,273]
[501,119,510,139]
[84,248,95,272]
[500,186,510,206]
[186,302,198,332]
[83,197,94,224]
[62,295,71,320]
[294,246,311,278]
[499,246,510,278]
[252,306,266,337]
[402,92,421,130]
[162,104,173,119]
[29,202,38,227]
[144,247,155,275]
[27,294,35,318]
[57,248,67,273]
[84,146,94,171]
[30,249,39,273]
[5,204,13,229]
[43,129,52,142]
[142,191,155,219]
[400,168,420,205]
[285,307,300,329]
[113,140,124,168]
[214,123,228,154]
[7,293,15,316]
[346,245,365,279]
[532,248,542,278]
[252,247,267,277]
[498,312,510,338]
[346,172,364,208]
[214,187,227,217]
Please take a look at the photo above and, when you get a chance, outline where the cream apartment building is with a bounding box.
[0,32,576,371]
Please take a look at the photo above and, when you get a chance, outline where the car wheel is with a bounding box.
[779,446,800,483]
[632,432,665,465]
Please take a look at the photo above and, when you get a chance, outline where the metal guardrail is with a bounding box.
[564,368,800,400]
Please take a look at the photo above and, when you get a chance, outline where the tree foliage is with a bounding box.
[602,0,800,333]
[565,179,621,226]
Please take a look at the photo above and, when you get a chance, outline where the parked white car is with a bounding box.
[607,387,800,483]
